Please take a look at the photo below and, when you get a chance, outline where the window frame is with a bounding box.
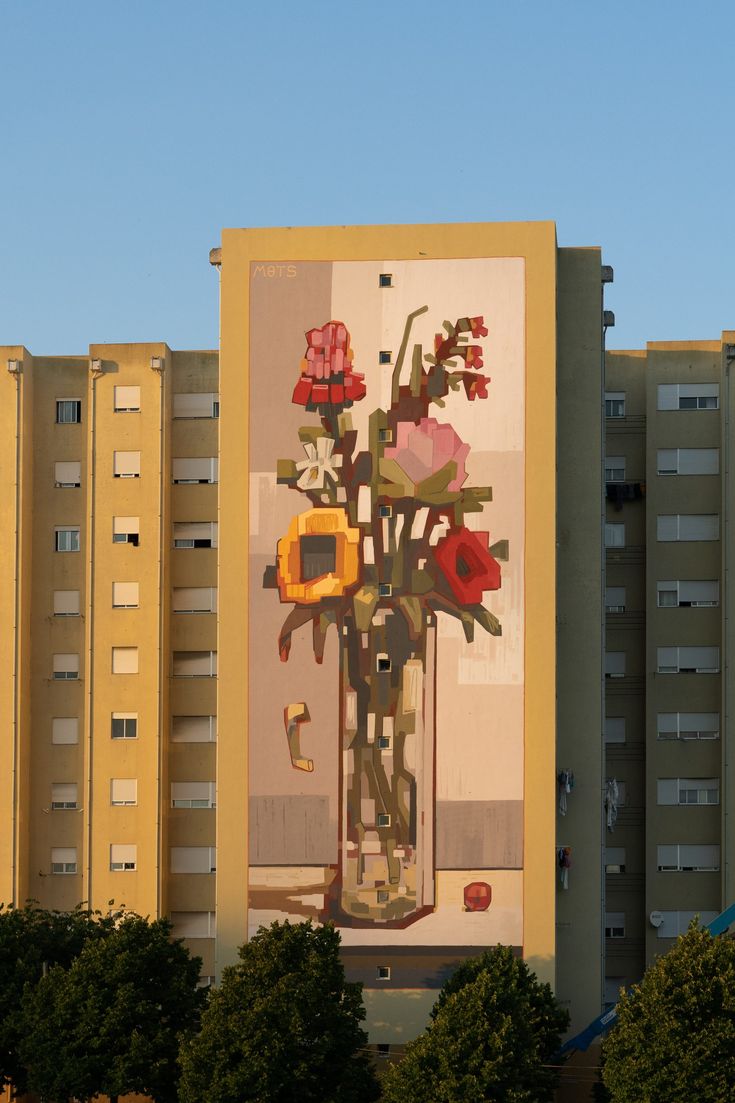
[55,399,82,424]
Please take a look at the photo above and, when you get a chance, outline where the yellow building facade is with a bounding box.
[1,221,610,1058]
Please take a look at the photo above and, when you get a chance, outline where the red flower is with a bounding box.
[292,321,366,413]
[469,316,488,338]
[463,345,484,370]
[434,528,501,605]
[461,373,490,401]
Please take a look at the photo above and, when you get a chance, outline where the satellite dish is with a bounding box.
[649,910,664,928]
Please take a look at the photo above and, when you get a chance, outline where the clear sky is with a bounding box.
[2,0,733,355]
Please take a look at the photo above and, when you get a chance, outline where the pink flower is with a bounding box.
[384,418,470,492]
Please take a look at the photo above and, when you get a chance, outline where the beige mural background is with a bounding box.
[248,257,525,947]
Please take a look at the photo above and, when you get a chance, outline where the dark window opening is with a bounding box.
[300,535,337,581]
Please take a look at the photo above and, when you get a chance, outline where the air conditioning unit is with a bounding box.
[7,359,21,374]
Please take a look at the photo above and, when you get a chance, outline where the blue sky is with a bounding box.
[2,0,733,354]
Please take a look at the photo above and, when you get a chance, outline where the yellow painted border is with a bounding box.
[217,222,557,987]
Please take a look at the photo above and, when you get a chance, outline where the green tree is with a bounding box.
[382,945,568,1103]
[0,902,114,1096]
[178,919,380,1103]
[602,919,735,1102]
[18,913,202,1103]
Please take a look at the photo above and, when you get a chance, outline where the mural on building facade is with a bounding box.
[249,259,525,951]
[264,310,506,926]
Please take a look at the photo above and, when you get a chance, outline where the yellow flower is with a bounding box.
[277,508,361,604]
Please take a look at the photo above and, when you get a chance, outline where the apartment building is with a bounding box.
[13,223,735,1065]
[604,335,735,1003]
[0,344,219,984]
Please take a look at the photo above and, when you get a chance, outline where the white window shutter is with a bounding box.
[172,716,216,743]
[113,451,141,477]
[52,717,79,744]
[112,581,139,607]
[657,779,678,804]
[657,384,679,410]
[55,461,81,486]
[54,590,80,615]
[113,515,140,535]
[114,386,141,410]
[111,779,137,805]
[112,647,139,674]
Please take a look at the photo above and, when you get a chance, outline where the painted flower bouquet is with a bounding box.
[264,306,507,925]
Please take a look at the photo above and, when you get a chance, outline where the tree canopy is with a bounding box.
[602,919,735,1102]
[0,901,115,1094]
[178,919,380,1103]
[381,945,569,1103]
[17,913,202,1103]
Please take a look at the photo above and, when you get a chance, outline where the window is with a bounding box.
[656,646,719,674]
[604,977,624,1006]
[113,450,141,478]
[378,583,392,597]
[657,448,719,476]
[605,456,626,482]
[376,655,391,673]
[51,847,77,874]
[657,514,719,541]
[605,652,626,679]
[657,713,719,741]
[169,912,216,938]
[605,847,626,873]
[172,457,218,484]
[656,910,719,939]
[604,524,625,548]
[52,717,79,745]
[378,504,392,519]
[170,846,216,873]
[379,273,393,288]
[56,399,81,424]
[112,647,139,675]
[111,778,137,806]
[114,385,140,412]
[171,782,216,809]
[377,1044,391,1059]
[54,461,81,487]
[112,581,139,608]
[657,778,720,805]
[377,813,391,827]
[377,734,391,750]
[377,966,391,980]
[657,580,719,608]
[658,383,719,411]
[53,654,79,680]
[113,516,139,545]
[54,590,80,616]
[605,392,625,418]
[172,716,217,743]
[173,587,217,613]
[51,783,78,810]
[110,844,137,871]
[173,392,219,419]
[605,586,626,613]
[378,351,392,365]
[657,844,719,872]
[173,521,218,549]
[605,912,625,938]
[173,651,217,677]
[55,526,80,552]
[604,717,626,744]
[111,712,137,740]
